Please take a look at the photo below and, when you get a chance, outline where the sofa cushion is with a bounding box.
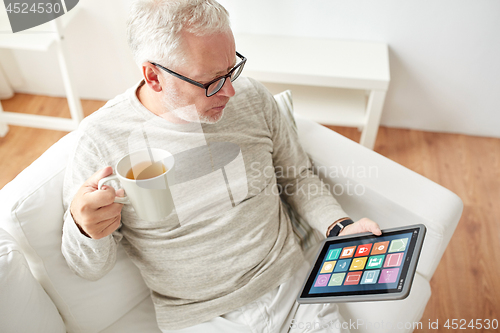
[0,228,66,333]
[273,89,297,132]
[0,132,150,333]
[101,295,162,333]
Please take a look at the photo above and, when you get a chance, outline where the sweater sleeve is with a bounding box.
[252,80,349,236]
[61,130,122,281]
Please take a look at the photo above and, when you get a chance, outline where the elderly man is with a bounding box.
[62,0,381,332]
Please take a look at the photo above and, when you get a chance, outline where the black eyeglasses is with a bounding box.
[150,51,247,97]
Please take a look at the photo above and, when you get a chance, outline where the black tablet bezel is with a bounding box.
[297,224,426,303]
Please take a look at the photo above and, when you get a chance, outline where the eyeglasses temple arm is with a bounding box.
[149,62,206,89]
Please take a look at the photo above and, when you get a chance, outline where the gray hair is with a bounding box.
[127,0,231,69]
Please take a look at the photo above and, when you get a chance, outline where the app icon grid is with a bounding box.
[314,237,409,289]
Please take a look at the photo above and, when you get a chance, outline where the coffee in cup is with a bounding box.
[98,148,175,221]
[126,161,167,180]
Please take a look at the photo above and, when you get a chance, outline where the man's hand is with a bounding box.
[70,166,125,240]
[338,218,382,237]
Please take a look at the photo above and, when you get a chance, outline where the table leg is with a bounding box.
[55,34,84,125]
[360,90,387,149]
[0,122,8,137]
[0,101,10,137]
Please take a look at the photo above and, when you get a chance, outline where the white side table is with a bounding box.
[236,34,390,149]
[0,8,83,137]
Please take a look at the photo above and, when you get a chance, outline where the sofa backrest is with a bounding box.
[0,132,150,333]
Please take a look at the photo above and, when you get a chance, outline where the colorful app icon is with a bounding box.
[366,255,385,269]
[328,273,346,286]
[371,241,390,255]
[326,248,342,261]
[349,257,368,270]
[314,274,331,287]
[344,271,363,285]
[339,246,356,259]
[388,238,408,253]
[361,270,380,284]
[320,261,336,273]
[355,243,373,257]
[384,253,404,267]
[334,259,351,272]
[379,268,400,283]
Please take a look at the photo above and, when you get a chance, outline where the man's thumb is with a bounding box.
[88,166,114,186]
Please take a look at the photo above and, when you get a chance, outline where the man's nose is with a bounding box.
[217,78,236,97]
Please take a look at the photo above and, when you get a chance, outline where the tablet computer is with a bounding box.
[297,224,426,304]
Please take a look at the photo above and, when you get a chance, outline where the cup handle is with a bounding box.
[98,174,131,204]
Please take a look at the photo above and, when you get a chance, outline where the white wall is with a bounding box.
[1,0,499,138]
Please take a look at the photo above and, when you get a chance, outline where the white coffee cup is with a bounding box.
[98,148,175,222]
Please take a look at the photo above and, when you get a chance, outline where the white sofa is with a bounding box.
[0,95,462,333]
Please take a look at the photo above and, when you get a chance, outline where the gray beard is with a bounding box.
[171,105,225,124]
[161,90,224,124]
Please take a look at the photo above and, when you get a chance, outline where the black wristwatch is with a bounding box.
[328,218,355,237]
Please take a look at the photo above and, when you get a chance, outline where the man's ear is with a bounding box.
[142,62,163,92]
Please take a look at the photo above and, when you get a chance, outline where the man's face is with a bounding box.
[159,30,237,124]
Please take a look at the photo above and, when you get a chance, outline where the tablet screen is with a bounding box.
[299,226,424,300]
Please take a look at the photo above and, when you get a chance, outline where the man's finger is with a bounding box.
[83,185,118,210]
[370,223,382,236]
[339,218,382,237]
[360,218,382,236]
[364,219,382,235]
[85,166,114,189]
[84,215,118,239]
[94,201,124,222]
[98,216,122,238]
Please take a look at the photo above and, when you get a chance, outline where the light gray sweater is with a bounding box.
[61,77,347,330]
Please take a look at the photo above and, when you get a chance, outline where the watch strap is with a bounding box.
[328,218,355,237]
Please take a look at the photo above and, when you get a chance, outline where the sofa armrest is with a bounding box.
[295,115,463,280]
[0,131,151,333]
[0,227,66,333]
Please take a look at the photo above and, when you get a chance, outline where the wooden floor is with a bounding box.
[326,127,500,332]
[1,94,499,332]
